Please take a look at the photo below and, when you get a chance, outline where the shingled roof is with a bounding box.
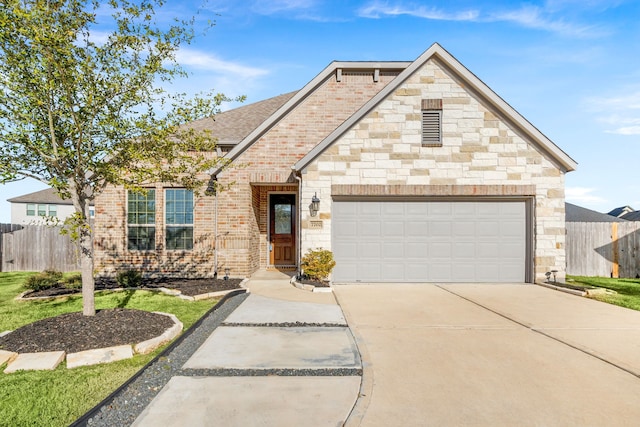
[7,188,70,205]
[566,202,627,223]
[7,187,94,205]
[187,91,298,146]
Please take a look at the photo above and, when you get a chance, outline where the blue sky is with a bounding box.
[2,0,640,222]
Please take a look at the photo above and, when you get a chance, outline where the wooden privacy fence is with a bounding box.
[0,224,81,272]
[567,222,640,278]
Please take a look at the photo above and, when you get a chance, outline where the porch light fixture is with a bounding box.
[310,193,320,217]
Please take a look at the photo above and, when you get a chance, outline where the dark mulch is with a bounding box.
[297,278,330,287]
[3,278,244,355]
[0,308,174,353]
[23,277,243,298]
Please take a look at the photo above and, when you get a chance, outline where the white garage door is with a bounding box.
[332,200,527,283]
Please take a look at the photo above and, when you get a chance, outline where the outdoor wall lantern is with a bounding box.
[310,193,320,217]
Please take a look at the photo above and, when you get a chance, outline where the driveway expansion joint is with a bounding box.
[222,322,348,328]
[178,368,363,377]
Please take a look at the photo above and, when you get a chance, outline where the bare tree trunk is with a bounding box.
[69,180,95,316]
[80,224,95,316]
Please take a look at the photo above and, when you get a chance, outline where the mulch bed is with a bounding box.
[23,277,243,298]
[0,308,174,353]
[2,278,243,355]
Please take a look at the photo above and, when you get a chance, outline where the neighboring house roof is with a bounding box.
[7,187,94,206]
[188,91,298,146]
[211,60,412,175]
[620,210,640,221]
[294,43,578,173]
[608,206,635,218]
[566,202,627,223]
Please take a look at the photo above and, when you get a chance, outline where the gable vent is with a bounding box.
[421,98,443,147]
[422,111,442,146]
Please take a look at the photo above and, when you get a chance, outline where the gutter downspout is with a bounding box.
[292,166,302,279]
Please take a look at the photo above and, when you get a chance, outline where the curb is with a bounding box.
[290,276,333,293]
[535,282,586,296]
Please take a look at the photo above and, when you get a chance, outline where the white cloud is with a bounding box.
[606,126,640,135]
[251,0,316,15]
[175,49,269,79]
[357,1,604,37]
[358,2,479,21]
[586,91,640,135]
[566,187,607,204]
[490,5,597,37]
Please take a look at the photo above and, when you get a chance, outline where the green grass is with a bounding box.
[568,275,640,311]
[0,272,219,427]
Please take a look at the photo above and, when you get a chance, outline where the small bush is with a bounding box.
[301,248,336,282]
[63,272,82,290]
[116,269,142,288]
[24,270,64,291]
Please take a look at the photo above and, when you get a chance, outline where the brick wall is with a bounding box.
[94,70,399,277]
[300,58,568,282]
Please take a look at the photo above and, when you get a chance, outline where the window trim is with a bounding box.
[164,188,194,251]
[127,189,156,251]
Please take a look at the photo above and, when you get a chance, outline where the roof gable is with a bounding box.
[211,60,411,176]
[294,43,577,173]
[566,203,627,223]
[7,188,69,204]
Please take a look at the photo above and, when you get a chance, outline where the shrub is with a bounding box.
[63,272,82,290]
[301,248,336,282]
[24,270,64,291]
[116,269,142,288]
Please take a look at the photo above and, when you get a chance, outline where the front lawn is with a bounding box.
[0,272,218,427]
[568,275,640,311]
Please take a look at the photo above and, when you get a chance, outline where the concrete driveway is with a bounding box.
[335,284,640,427]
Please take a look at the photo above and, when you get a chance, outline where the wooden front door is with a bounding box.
[269,194,296,266]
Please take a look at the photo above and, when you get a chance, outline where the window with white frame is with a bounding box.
[421,98,443,147]
[127,189,156,251]
[28,203,57,217]
[165,189,193,250]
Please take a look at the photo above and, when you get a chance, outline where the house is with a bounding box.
[620,210,640,221]
[566,203,627,223]
[93,43,577,283]
[7,188,94,225]
[608,206,635,218]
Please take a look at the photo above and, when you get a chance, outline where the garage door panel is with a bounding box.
[332,200,526,283]
[383,221,404,237]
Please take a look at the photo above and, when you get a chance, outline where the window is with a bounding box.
[165,189,193,250]
[89,206,95,218]
[422,98,442,147]
[26,204,35,216]
[37,204,47,216]
[127,189,156,251]
[48,205,57,217]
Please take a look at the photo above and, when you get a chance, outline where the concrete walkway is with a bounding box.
[335,283,640,427]
[133,270,361,426]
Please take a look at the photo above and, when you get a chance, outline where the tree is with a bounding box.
[0,0,237,315]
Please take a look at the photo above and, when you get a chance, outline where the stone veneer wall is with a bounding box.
[300,58,567,282]
[94,70,400,277]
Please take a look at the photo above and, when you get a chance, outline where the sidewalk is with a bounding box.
[131,270,361,426]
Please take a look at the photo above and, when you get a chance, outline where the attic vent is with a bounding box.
[421,99,443,147]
